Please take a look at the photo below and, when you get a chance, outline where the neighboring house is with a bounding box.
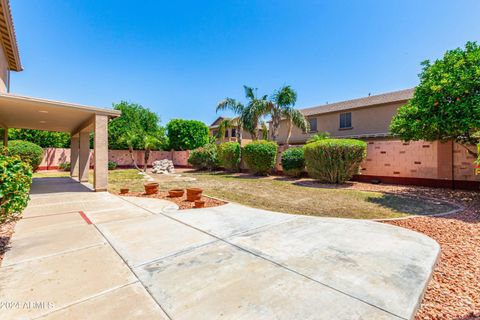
[209,116,265,145]
[273,88,479,189]
[0,0,120,191]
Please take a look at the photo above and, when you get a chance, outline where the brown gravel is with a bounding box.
[0,221,16,266]
[372,185,480,320]
[117,190,227,210]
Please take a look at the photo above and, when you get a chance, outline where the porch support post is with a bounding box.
[70,133,79,178]
[79,131,90,182]
[93,114,108,192]
[2,126,7,147]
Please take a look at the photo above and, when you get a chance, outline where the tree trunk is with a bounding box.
[271,111,280,142]
[285,120,293,146]
[143,149,150,172]
[458,143,478,158]
[237,124,243,146]
[128,147,140,171]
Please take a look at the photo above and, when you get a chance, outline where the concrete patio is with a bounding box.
[0,177,440,319]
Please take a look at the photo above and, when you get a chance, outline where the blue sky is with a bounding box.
[10,0,480,125]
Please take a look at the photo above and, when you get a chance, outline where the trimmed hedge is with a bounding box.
[108,161,118,170]
[217,142,241,171]
[188,143,219,170]
[7,140,44,171]
[304,138,366,183]
[281,147,305,177]
[242,141,278,175]
[0,154,33,222]
[166,119,209,151]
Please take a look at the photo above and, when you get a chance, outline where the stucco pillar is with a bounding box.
[437,140,454,188]
[70,134,79,178]
[93,115,108,192]
[79,131,90,182]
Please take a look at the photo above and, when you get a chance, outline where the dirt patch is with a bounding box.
[0,221,16,266]
[116,191,227,210]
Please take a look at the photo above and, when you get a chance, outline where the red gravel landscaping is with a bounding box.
[117,190,227,210]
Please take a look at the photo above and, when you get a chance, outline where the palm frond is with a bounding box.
[216,98,244,114]
[284,107,309,132]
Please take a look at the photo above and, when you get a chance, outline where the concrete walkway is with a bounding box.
[0,177,440,319]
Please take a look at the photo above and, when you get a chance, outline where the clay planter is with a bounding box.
[120,188,129,194]
[194,199,205,208]
[186,188,203,202]
[168,189,184,198]
[144,183,159,195]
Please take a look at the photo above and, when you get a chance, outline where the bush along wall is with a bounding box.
[281,147,305,177]
[0,155,33,222]
[217,142,241,171]
[166,119,209,151]
[6,140,44,171]
[242,141,278,175]
[304,138,366,183]
[188,143,219,170]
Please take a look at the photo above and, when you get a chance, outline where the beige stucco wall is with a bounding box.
[275,102,404,145]
[0,47,9,93]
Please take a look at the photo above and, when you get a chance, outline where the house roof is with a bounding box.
[0,0,21,71]
[300,88,414,117]
[209,116,231,127]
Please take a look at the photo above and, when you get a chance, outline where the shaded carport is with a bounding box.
[0,93,120,191]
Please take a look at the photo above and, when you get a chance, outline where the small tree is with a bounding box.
[166,119,209,151]
[216,100,245,145]
[119,131,141,170]
[390,41,480,158]
[142,135,162,172]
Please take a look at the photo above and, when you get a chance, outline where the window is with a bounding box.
[225,130,229,138]
[231,128,236,138]
[212,130,218,137]
[308,118,317,132]
[339,112,352,129]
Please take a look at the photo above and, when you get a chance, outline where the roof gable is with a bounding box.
[0,0,21,71]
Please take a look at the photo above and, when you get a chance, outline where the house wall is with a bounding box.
[274,102,404,145]
[38,148,191,170]
[0,46,9,92]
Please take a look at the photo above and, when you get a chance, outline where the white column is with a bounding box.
[70,134,79,178]
[93,115,108,192]
[79,131,90,182]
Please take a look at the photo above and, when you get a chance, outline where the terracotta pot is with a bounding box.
[120,188,129,194]
[144,183,159,195]
[186,188,203,202]
[194,199,205,208]
[168,189,184,198]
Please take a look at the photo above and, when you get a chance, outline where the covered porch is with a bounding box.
[0,93,120,191]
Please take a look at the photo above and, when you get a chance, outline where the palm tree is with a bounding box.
[284,106,309,146]
[142,135,161,172]
[216,98,245,145]
[270,85,300,142]
[119,131,141,171]
[216,119,234,142]
[241,86,272,140]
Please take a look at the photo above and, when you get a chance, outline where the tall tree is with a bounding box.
[216,119,234,142]
[241,86,271,140]
[216,98,246,145]
[390,41,480,158]
[270,85,297,142]
[284,107,309,146]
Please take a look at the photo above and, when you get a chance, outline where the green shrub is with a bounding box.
[242,141,278,175]
[108,161,118,170]
[306,131,331,144]
[304,139,366,183]
[166,119,209,151]
[7,140,44,171]
[188,143,219,170]
[59,162,71,171]
[281,147,305,177]
[217,142,241,171]
[0,155,33,222]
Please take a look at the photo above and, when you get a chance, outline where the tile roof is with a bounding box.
[300,88,414,117]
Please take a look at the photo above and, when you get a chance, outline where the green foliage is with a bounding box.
[242,141,278,175]
[109,101,166,150]
[307,132,331,144]
[304,139,366,183]
[281,147,305,177]
[108,161,118,170]
[8,129,70,148]
[0,155,33,222]
[59,162,70,171]
[390,41,480,152]
[7,140,44,171]
[188,143,219,170]
[217,142,241,171]
[166,119,209,151]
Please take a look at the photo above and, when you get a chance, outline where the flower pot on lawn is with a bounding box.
[186,188,203,202]
[168,189,184,198]
[120,188,129,194]
[144,183,159,195]
[194,199,205,208]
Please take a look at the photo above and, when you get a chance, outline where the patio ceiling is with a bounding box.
[0,93,120,133]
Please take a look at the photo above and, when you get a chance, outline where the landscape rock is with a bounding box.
[151,159,175,174]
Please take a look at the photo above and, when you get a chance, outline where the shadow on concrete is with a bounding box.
[30,177,93,195]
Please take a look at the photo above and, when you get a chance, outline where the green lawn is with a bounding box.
[33,169,457,220]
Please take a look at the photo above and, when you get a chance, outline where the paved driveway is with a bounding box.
[0,178,440,319]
